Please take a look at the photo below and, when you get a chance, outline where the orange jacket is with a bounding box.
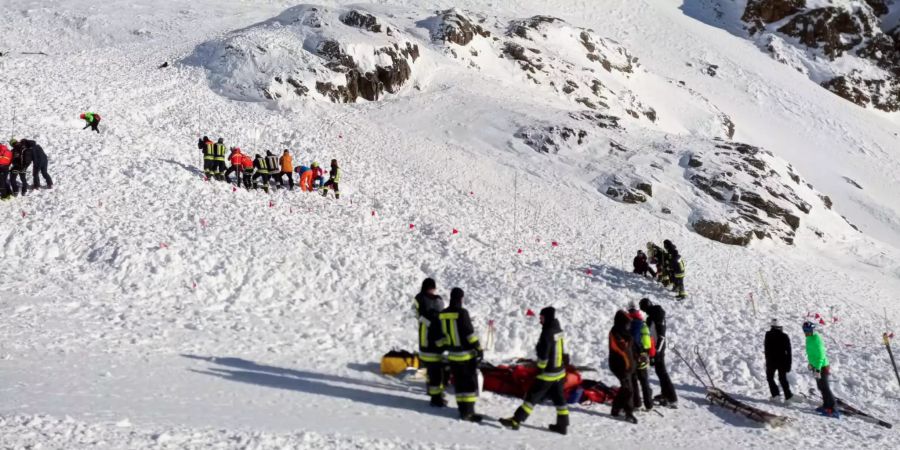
[0,144,11,166]
[300,170,314,191]
[230,150,243,165]
[241,154,253,170]
[280,154,293,173]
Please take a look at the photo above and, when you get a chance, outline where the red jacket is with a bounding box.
[230,150,243,165]
[241,154,253,170]
[0,144,11,167]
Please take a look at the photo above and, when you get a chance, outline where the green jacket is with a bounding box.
[805,333,829,370]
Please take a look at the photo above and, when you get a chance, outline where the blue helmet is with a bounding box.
[802,321,816,333]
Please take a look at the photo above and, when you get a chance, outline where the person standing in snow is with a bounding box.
[224,147,243,185]
[311,161,325,191]
[670,250,686,300]
[277,149,294,190]
[639,298,678,407]
[633,250,655,278]
[0,142,12,200]
[22,139,52,189]
[628,304,654,411]
[500,307,570,435]
[200,137,215,180]
[413,278,447,407]
[438,288,483,422]
[9,139,33,196]
[213,138,228,181]
[264,151,279,189]
[80,112,101,133]
[322,159,341,199]
[803,321,837,417]
[240,152,254,190]
[609,309,638,424]
[764,319,793,402]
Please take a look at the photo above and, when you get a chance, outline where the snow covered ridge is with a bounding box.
[739,0,900,111]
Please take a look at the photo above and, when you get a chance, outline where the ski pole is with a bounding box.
[671,344,707,389]
[884,333,900,390]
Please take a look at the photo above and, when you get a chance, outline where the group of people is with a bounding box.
[412,278,679,434]
[196,137,342,198]
[0,138,53,200]
[634,239,686,299]
[764,319,837,417]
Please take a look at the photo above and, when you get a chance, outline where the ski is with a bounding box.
[802,388,893,428]
[706,387,790,428]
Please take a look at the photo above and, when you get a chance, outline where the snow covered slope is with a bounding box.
[2,1,900,449]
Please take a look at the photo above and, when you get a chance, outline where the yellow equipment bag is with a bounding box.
[380,350,419,375]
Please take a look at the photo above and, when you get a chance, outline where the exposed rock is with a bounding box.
[777,7,874,60]
[865,0,889,16]
[843,176,863,189]
[635,182,653,197]
[661,207,672,214]
[516,125,587,154]
[340,10,382,33]
[693,220,753,246]
[569,111,620,129]
[688,155,703,168]
[508,16,562,40]
[819,194,833,209]
[742,0,805,32]
[430,10,490,46]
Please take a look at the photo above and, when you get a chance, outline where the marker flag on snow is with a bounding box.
[371,210,376,216]
[585,269,592,276]
[269,200,274,208]
[21,211,26,218]
[517,248,523,254]
[452,228,459,235]
[551,241,559,247]
[409,223,415,229]
[160,243,168,249]
[526,309,535,317]
[233,186,237,192]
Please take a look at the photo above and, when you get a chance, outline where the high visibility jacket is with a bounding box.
[230,151,243,166]
[265,154,279,173]
[0,145,11,167]
[535,319,566,382]
[83,112,100,123]
[255,158,270,175]
[628,312,652,370]
[214,143,227,162]
[300,170,314,191]
[241,155,253,170]
[414,292,446,362]
[203,141,215,160]
[805,333,829,371]
[329,166,342,183]
[673,257,685,279]
[280,154,293,173]
[439,302,481,363]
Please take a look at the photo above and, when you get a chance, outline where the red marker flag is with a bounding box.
[551,241,559,247]
[452,228,459,235]
[269,200,274,208]
[819,318,826,325]
[517,249,523,254]
[585,269,592,276]
[525,309,535,317]
[409,224,415,229]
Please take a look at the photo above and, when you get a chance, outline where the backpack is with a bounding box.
[380,349,419,375]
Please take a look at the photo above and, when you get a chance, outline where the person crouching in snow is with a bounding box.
[633,250,655,278]
[80,112,101,133]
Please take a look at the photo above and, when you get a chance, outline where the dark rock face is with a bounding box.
[315,39,419,103]
[693,220,753,246]
[430,10,490,46]
[516,125,588,154]
[742,0,805,34]
[341,10,382,33]
[865,0,889,16]
[777,7,870,60]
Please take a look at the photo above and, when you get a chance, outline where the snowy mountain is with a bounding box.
[2,0,900,449]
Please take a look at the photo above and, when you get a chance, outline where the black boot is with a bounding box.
[429,395,447,408]
[499,418,520,430]
[625,414,638,424]
[548,424,567,435]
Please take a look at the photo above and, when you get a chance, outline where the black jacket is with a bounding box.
[439,293,480,362]
[609,310,636,377]
[414,292,445,353]
[10,143,33,172]
[22,140,46,166]
[764,326,792,371]
[535,307,566,381]
[642,303,667,352]
[633,254,650,273]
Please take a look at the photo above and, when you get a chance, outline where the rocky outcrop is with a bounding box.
[777,7,874,60]
[315,39,419,103]
[429,10,490,46]
[692,220,753,246]
[604,176,650,204]
[742,0,805,33]
[340,10,382,33]
[516,125,587,154]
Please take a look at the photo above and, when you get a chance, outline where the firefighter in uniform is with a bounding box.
[670,250,686,299]
[500,306,569,434]
[647,242,670,286]
[439,288,483,422]
[201,137,215,180]
[213,138,228,181]
[253,154,271,192]
[413,278,447,407]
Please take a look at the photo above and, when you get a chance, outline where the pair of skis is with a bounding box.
[799,389,892,429]
[672,345,791,428]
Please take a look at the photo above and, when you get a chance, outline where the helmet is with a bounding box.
[802,321,816,333]
[234,147,241,152]
[9,138,17,146]
[312,161,319,167]
[218,138,224,144]
[79,113,86,120]
[638,298,652,310]
[627,300,638,312]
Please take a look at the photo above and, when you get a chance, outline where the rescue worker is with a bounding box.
[500,306,569,434]
[224,147,243,184]
[201,137,215,180]
[213,138,228,181]
[764,319,793,402]
[0,142,12,200]
[197,136,208,152]
[9,139,33,196]
[609,309,638,424]
[277,149,294,190]
[24,140,52,189]
[670,250,686,299]
[299,164,315,192]
[639,298,678,407]
[252,154,271,193]
[628,304,653,411]
[264,151,279,189]
[240,152,254,190]
[311,161,325,190]
[322,159,341,199]
[413,278,447,407]
[803,321,837,417]
[80,112,101,133]
[646,242,669,286]
[633,250,655,278]
[439,287,483,422]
